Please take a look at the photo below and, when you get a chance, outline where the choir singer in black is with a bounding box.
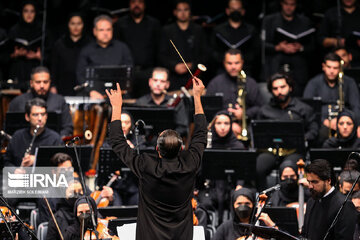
[106,77,207,240]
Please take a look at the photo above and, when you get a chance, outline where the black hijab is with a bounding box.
[211,110,244,149]
[323,109,360,148]
[274,160,299,205]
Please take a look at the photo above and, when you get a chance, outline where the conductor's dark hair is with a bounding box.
[156,130,183,158]
[305,159,336,186]
[224,48,243,60]
[25,98,47,115]
[50,153,73,166]
[323,52,342,63]
[267,72,294,93]
[31,66,50,80]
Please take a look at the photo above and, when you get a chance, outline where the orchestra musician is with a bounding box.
[212,187,277,240]
[106,76,206,240]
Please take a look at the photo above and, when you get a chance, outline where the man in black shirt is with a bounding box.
[318,0,360,66]
[114,0,161,98]
[303,52,360,144]
[256,73,318,190]
[302,159,357,239]
[136,67,189,138]
[8,66,73,137]
[76,14,133,100]
[210,0,261,77]
[4,98,63,168]
[263,0,315,96]
[106,76,207,240]
[159,0,209,90]
[206,49,264,138]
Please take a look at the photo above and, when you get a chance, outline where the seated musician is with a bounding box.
[4,98,63,169]
[199,110,245,225]
[42,153,113,229]
[322,109,360,148]
[63,196,99,240]
[256,72,318,191]
[213,187,277,240]
[7,66,73,137]
[209,110,245,149]
[268,160,309,207]
[338,170,360,195]
[135,67,189,139]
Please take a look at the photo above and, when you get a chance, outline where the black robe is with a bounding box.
[302,189,357,240]
[109,114,207,240]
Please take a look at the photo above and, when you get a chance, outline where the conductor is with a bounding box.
[106,77,207,240]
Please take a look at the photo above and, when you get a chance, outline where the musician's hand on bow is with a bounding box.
[258,213,277,228]
[105,83,123,121]
[90,90,105,100]
[228,104,243,120]
[14,168,26,174]
[298,177,309,188]
[101,186,114,201]
[21,154,35,167]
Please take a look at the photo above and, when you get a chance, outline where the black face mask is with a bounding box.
[235,204,252,219]
[78,212,93,230]
[229,11,242,22]
[281,178,298,192]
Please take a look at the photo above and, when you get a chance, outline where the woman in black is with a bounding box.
[51,13,90,96]
[8,1,42,91]
[210,110,244,149]
[213,188,276,240]
[322,109,360,148]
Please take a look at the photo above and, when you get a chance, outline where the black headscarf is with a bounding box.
[231,188,256,237]
[65,196,98,236]
[211,110,244,149]
[323,109,360,148]
[275,160,299,205]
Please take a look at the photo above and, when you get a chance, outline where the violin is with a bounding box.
[91,173,119,208]
[84,217,119,240]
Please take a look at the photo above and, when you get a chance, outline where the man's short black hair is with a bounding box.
[339,170,360,186]
[305,159,336,186]
[267,72,294,93]
[224,48,243,61]
[50,153,73,166]
[323,52,342,63]
[25,98,47,115]
[352,190,360,199]
[31,66,50,80]
[156,129,183,158]
[174,0,191,9]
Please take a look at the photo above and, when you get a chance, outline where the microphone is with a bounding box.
[0,130,12,140]
[73,82,89,92]
[260,184,281,195]
[66,136,80,147]
[135,119,146,127]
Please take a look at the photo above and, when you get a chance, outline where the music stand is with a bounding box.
[309,148,359,170]
[98,205,138,219]
[34,146,93,174]
[123,106,176,135]
[201,149,258,185]
[85,65,132,93]
[186,95,224,122]
[108,218,137,235]
[237,223,299,240]
[0,221,23,239]
[5,112,61,135]
[263,207,299,237]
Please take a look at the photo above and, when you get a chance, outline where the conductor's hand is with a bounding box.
[105,83,123,121]
[105,83,123,108]
[192,77,204,97]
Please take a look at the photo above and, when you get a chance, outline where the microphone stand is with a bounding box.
[0,196,38,240]
[134,120,145,155]
[0,207,14,240]
[67,142,98,240]
[322,153,360,240]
